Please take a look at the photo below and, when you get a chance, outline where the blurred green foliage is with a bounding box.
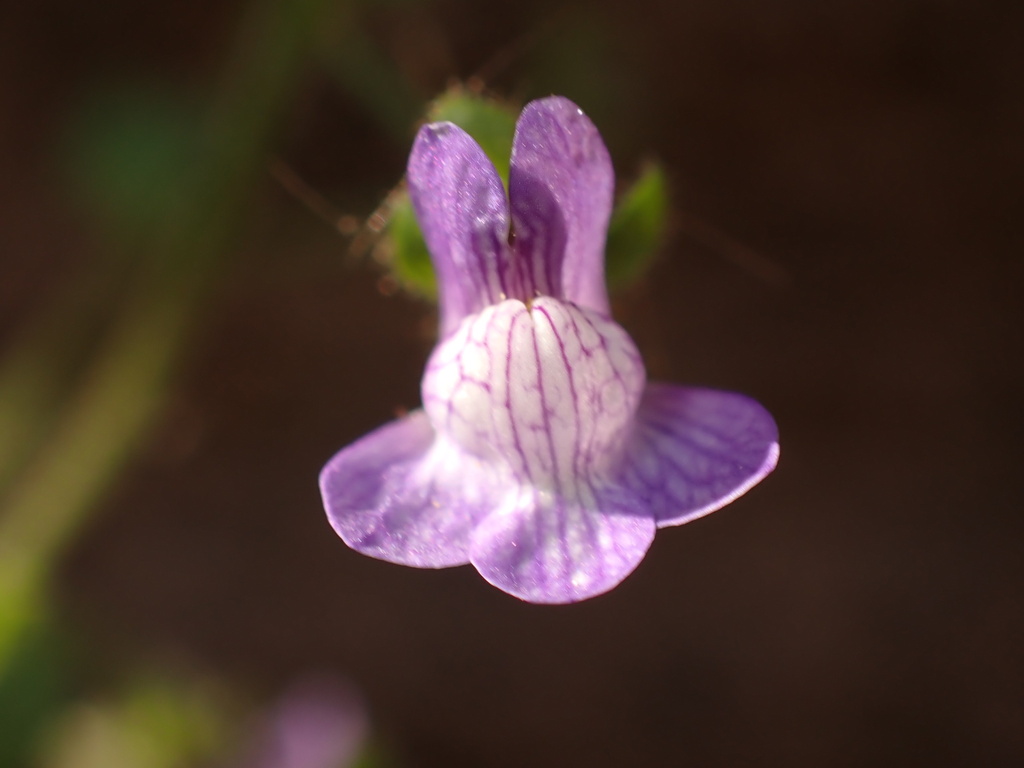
[63,88,202,239]
[0,622,71,768]
[38,677,230,768]
[0,0,351,766]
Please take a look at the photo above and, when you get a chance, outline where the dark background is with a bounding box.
[2,0,1022,765]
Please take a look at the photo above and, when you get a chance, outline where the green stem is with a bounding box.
[0,289,190,660]
[0,0,341,666]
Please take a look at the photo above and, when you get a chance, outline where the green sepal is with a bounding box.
[384,191,437,299]
[426,88,517,184]
[605,162,669,289]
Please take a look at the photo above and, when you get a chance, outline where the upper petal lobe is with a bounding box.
[509,96,614,313]
[407,123,520,336]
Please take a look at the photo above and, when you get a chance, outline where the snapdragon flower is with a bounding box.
[320,96,778,603]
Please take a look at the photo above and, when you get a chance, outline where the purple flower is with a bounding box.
[229,677,368,768]
[320,96,779,604]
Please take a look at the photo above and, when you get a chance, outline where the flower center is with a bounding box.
[422,297,645,492]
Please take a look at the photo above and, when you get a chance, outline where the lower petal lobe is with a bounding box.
[620,384,779,527]
[469,484,655,603]
[320,411,505,567]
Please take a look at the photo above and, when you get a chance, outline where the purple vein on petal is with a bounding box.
[407,122,520,336]
[503,309,531,483]
[533,303,583,494]
[510,96,614,314]
[320,411,504,567]
[470,484,655,604]
[530,308,562,494]
[620,384,779,527]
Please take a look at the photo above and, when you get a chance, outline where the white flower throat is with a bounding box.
[422,297,646,493]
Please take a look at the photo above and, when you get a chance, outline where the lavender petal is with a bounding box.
[407,122,520,337]
[509,96,614,314]
[470,485,655,603]
[620,383,779,527]
[320,411,502,567]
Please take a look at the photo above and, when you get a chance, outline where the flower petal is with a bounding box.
[320,411,505,567]
[407,122,520,336]
[509,96,614,314]
[470,485,655,603]
[621,384,779,527]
